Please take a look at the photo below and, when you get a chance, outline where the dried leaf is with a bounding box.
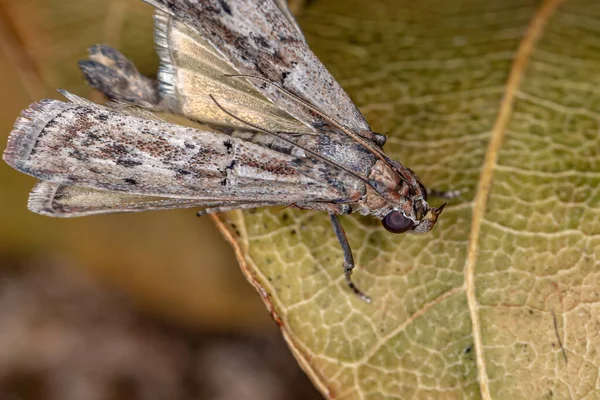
[217,0,600,398]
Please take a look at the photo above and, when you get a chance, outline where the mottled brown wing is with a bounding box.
[144,0,373,139]
[28,182,216,217]
[3,94,357,217]
[154,10,315,134]
[27,181,283,217]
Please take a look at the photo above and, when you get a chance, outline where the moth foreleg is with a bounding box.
[79,44,159,105]
[329,214,372,303]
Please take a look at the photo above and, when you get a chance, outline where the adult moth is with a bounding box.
[3,0,446,302]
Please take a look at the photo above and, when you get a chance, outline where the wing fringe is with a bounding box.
[4,99,66,174]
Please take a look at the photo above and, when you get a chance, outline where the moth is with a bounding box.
[3,0,446,302]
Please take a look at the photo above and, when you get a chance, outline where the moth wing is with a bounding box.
[29,181,201,217]
[272,0,307,42]
[145,0,373,139]
[28,181,272,217]
[3,95,355,214]
[154,10,314,135]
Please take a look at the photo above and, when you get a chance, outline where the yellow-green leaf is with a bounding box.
[217,0,600,398]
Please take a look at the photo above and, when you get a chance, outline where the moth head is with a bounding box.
[378,159,447,234]
[381,183,446,234]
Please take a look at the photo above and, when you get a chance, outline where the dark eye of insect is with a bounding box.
[418,183,428,202]
[382,211,414,234]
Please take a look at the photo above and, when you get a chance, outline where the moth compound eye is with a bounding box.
[418,182,428,202]
[382,211,414,234]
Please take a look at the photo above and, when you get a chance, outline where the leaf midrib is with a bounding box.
[464,0,565,398]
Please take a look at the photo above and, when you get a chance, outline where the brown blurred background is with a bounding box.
[0,0,320,398]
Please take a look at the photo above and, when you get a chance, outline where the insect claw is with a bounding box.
[345,271,372,304]
[331,214,372,303]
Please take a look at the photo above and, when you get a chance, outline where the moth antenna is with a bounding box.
[429,188,463,200]
[225,74,389,164]
[279,203,297,211]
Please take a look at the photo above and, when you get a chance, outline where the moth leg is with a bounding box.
[428,188,463,200]
[79,44,159,105]
[329,214,372,303]
[196,203,277,216]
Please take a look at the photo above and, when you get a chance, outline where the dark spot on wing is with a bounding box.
[224,139,233,154]
[352,142,371,156]
[250,33,270,49]
[233,35,250,55]
[84,132,101,145]
[253,61,266,77]
[272,50,284,63]
[96,113,109,122]
[319,134,331,146]
[45,120,58,129]
[116,158,142,168]
[175,169,191,176]
[123,178,137,185]
[69,149,88,161]
[217,0,232,15]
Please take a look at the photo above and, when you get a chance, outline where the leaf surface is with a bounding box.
[217,0,600,398]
